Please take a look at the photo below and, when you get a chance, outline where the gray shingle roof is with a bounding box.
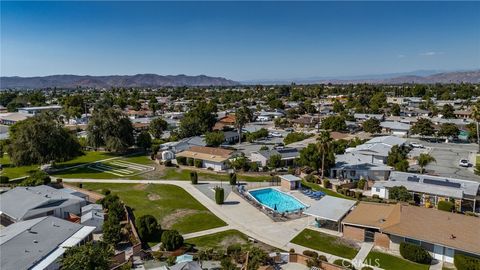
[0,186,85,221]
[0,216,84,270]
[377,171,480,199]
[334,152,392,171]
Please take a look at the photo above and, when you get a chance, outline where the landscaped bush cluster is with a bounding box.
[399,242,432,264]
[322,179,330,188]
[437,200,455,212]
[357,178,367,190]
[0,176,9,184]
[136,215,162,242]
[161,230,184,251]
[187,158,194,166]
[333,259,355,270]
[99,194,126,246]
[19,170,51,186]
[454,254,480,270]
[303,250,319,258]
[194,159,202,168]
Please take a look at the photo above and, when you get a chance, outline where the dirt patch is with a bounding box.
[147,193,161,201]
[219,235,247,247]
[161,209,202,228]
[133,184,148,190]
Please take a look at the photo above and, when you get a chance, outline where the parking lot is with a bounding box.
[408,139,480,182]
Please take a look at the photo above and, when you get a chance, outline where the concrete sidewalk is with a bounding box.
[353,242,374,264]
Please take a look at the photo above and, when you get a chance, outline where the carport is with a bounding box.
[304,195,357,232]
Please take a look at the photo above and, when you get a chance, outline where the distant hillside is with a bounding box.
[0,74,239,89]
[245,70,480,85]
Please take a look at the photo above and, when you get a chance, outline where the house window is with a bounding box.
[405,238,421,246]
[375,188,381,192]
[350,171,356,177]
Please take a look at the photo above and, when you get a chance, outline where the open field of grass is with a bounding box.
[52,152,154,179]
[79,183,227,237]
[364,251,430,270]
[291,229,359,259]
[161,168,272,182]
[301,180,355,200]
[0,155,38,179]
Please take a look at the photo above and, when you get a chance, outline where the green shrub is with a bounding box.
[215,187,224,205]
[187,158,194,166]
[289,248,295,253]
[229,173,237,185]
[164,160,173,167]
[323,179,330,188]
[306,257,322,268]
[190,172,198,185]
[438,200,455,212]
[305,174,315,183]
[226,244,241,255]
[176,156,187,165]
[0,176,10,184]
[355,191,363,199]
[454,254,480,270]
[161,230,184,251]
[303,250,318,258]
[56,178,63,184]
[399,242,432,264]
[102,189,111,195]
[357,178,367,190]
[194,159,203,168]
[19,171,51,186]
[136,215,162,242]
[333,259,355,270]
[318,255,327,262]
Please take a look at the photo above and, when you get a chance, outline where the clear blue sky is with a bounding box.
[1,1,479,81]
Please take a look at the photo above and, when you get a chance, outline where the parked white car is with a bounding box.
[269,132,282,137]
[410,142,424,148]
[458,159,470,167]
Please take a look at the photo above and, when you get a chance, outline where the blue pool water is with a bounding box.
[249,188,307,213]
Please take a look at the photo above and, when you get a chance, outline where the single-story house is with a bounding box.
[346,136,406,164]
[223,131,240,144]
[354,113,384,122]
[213,114,236,131]
[372,171,480,213]
[380,121,411,137]
[250,147,300,167]
[291,115,319,128]
[159,136,206,154]
[0,216,95,270]
[0,112,32,125]
[342,202,480,263]
[80,210,104,233]
[279,174,302,190]
[175,146,234,171]
[0,185,87,225]
[18,105,62,115]
[330,152,392,181]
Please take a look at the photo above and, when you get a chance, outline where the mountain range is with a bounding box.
[1,70,479,89]
[0,74,239,89]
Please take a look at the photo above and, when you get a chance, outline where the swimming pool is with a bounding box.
[248,188,307,213]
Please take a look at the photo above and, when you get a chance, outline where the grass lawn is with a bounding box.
[301,180,355,200]
[161,168,272,182]
[79,182,227,236]
[52,152,153,179]
[291,229,359,259]
[364,251,430,270]
[186,229,249,250]
[0,155,38,179]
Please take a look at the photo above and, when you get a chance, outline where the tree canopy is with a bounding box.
[8,113,82,166]
[61,242,113,270]
[362,118,382,134]
[149,118,168,139]
[205,131,225,147]
[411,118,434,137]
[87,108,134,152]
[320,115,346,131]
[178,101,217,138]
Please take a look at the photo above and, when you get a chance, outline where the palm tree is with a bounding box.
[416,153,436,174]
[235,106,253,144]
[317,131,332,179]
[471,101,480,153]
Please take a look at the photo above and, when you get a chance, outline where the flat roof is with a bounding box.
[279,174,301,182]
[304,195,357,222]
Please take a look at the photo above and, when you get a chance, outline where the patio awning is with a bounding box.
[304,195,357,222]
